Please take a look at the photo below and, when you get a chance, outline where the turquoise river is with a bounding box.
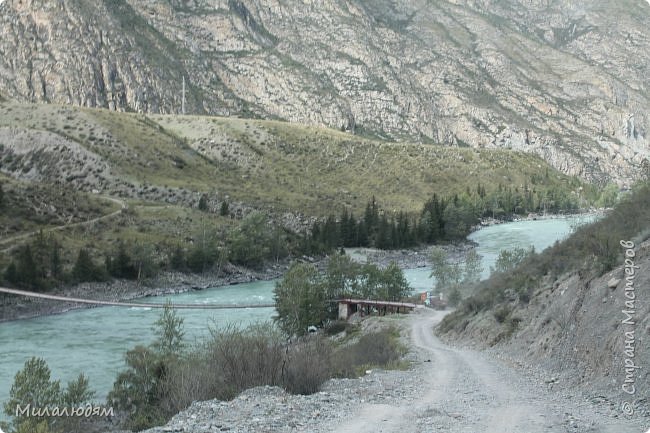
[0,214,597,410]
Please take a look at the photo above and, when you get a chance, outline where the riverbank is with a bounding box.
[1,209,605,324]
[1,208,607,324]
[345,243,474,268]
[0,242,476,323]
[0,262,288,323]
[474,208,607,230]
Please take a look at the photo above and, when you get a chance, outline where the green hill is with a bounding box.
[0,100,602,286]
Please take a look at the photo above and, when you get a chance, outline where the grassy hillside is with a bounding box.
[155,115,590,215]
[0,173,119,245]
[0,100,603,286]
[0,101,593,217]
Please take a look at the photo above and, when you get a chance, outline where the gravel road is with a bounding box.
[333,308,648,433]
[142,307,649,433]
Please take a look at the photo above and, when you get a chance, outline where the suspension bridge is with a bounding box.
[0,287,275,309]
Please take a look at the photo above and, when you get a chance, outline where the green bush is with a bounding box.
[324,320,352,335]
[108,316,409,432]
[161,324,333,409]
[205,323,284,398]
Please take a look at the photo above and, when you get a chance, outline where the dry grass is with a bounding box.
[0,101,589,218]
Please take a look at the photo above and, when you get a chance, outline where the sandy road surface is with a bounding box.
[332,307,648,433]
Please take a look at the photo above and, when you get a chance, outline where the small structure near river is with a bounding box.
[337,298,417,320]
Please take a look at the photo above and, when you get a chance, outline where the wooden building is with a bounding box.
[337,298,417,320]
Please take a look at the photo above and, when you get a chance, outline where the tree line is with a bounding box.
[310,182,584,252]
[1,212,298,292]
[1,181,590,291]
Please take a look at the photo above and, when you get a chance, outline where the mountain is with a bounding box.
[0,0,648,185]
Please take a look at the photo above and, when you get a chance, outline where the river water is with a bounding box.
[0,214,597,409]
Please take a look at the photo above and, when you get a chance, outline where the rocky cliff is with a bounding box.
[0,0,648,184]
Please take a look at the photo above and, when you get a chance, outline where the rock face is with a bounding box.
[0,0,648,185]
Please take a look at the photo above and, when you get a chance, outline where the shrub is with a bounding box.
[161,323,333,411]
[324,320,351,335]
[206,323,284,398]
[506,316,522,336]
[493,305,511,324]
[491,247,531,275]
[282,336,333,394]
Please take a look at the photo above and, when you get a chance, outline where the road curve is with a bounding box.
[332,307,647,433]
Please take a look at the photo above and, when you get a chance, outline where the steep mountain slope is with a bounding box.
[0,0,648,185]
[440,239,650,414]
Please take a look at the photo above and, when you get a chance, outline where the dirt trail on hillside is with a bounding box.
[331,308,647,433]
[0,196,126,253]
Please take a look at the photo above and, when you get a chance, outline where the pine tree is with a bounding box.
[112,242,136,279]
[4,262,19,285]
[375,215,390,249]
[72,248,101,283]
[421,194,446,242]
[322,215,340,249]
[198,194,209,212]
[339,209,350,247]
[364,197,379,242]
[219,201,230,216]
[357,219,369,247]
[49,240,63,280]
[16,245,37,288]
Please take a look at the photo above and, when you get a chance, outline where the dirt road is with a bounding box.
[332,307,648,433]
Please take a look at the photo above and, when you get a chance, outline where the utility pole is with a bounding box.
[182,76,186,115]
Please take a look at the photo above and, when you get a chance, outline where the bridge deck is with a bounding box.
[0,287,275,309]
